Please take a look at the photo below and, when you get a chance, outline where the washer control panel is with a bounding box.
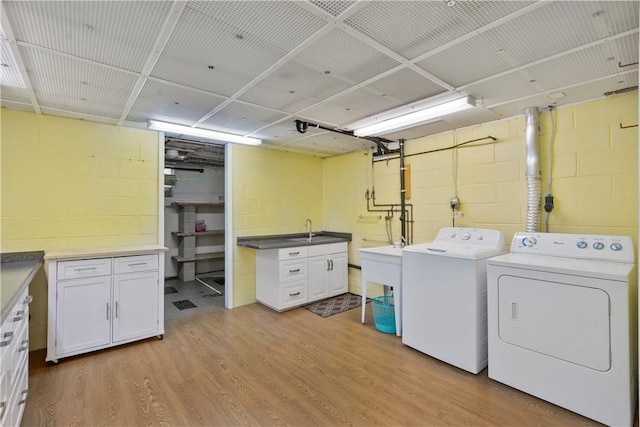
[511,231,634,262]
[436,227,505,248]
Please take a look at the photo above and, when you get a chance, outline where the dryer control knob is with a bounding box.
[450,233,456,239]
[522,237,537,247]
[610,243,623,251]
[593,242,605,250]
[476,235,483,240]
[461,232,471,240]
[577,241,588,249]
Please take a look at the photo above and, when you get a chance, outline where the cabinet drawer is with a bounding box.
[279,282,308,309]
[308,242,348,257]
[113,254,158,274]
[57,258,111,280]
[279,259,307,283]
[278,246,308,261]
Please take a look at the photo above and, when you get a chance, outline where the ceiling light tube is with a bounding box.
[353,96,475,137]
[148,120,261,146]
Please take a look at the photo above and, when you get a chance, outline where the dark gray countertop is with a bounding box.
[237,231,351,250]
[1,251,44,324]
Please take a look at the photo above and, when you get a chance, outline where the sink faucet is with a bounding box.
[305,218,313,242]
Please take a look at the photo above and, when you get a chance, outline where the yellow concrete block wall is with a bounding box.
[1,109,160,350]
[230,145,324,307]
[323,93,638,295]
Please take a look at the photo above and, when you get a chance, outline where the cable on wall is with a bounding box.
[544,106,556,232]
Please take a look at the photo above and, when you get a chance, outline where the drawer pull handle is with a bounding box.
[289,292,301,297]
[0,332,14,347]
[115,301,119,319]
[330,259,334,271]
[19,339,29,352]
[74,267,98,272]
[289,268,300,273]
[107,303,110,320]
[18,389,28,405]
[12,310,25,322]
[127,262,147,267]
[289,251,300,256]
[24,295,33,305]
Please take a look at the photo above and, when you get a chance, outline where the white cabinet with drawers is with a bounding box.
[0,288,31,427]
[46,248,165,363]
[256,242,348,311]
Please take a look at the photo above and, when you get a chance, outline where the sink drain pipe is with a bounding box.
[524,107,541,232]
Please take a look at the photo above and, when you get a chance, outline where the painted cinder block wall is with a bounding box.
[230,144,324,306]
[322,93,638,295]
[1,109,160,349]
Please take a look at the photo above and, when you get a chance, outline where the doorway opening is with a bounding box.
[162,137,226,320]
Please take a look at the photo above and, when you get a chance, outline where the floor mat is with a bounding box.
[172,299,197,310]
[303,293,366,318]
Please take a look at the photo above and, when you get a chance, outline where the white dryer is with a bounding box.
[402,227,506,374]
[487,232,637,427]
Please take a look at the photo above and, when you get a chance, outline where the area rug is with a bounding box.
[303,293,366,318]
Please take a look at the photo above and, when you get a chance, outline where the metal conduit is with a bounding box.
[524,107,541,232]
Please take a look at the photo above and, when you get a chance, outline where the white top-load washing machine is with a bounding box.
[402,227,506,374]
[487,232,637,427]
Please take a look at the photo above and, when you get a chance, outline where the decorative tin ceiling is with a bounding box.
[1,0,638,158]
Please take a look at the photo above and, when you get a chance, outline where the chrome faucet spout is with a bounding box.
[305,218,313,242]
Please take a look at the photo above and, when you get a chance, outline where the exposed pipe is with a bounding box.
[399,139,407,242]
[524,107,541,232]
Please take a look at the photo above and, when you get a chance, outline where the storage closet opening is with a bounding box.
[163,138,226,320]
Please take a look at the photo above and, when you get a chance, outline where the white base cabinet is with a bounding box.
[256,242,348,311]
[46,250,164,363]
[0,288,31,427]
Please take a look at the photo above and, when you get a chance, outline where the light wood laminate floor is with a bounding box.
[25,302,619,426]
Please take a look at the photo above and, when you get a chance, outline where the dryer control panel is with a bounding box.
[435,227,505,248]
[511,232,634,263]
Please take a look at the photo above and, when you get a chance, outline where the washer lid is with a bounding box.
[404,242,507,260]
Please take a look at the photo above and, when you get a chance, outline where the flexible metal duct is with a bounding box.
[524,107,541,232]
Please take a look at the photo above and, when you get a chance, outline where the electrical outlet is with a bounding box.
[449,197,459,210]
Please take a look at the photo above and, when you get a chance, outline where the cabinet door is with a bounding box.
[112,271,159,343]
[308,255,330,301]
[56,276,111,355]
[329,253,348,296]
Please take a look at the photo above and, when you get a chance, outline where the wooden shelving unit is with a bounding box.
[171,229,225,237]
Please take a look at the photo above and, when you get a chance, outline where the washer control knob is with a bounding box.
[450,233,456,239]
[576,241,588,249]
[610,243,623,251]
[476,235,483,240]
[461,232,471,240]
[593,242,605,250]
[522,236,537,247]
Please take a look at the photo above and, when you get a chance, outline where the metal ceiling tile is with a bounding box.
[3,1,174,72]
[252,119,325,144]
[379,120,457,141]
[364,68,448,106]
[465,73,537,108]
[239,60,352,113]
[0,85,30,103]
[308,1,358,17]
[299,99,370,126]
[200,102,289,135]
[1,31,25,88]
[22,46,136,119]
[344,1,533,60]
[478,1,639,67]
[489,71,639,119]
[525,34,638,93]
[1,99,35,113]
[40,106,119,126]
[151,1,327,96]
[127,79,226,126]
[295,28,401,86]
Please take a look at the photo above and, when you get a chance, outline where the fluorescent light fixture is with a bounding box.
[353,96,475,137]
[148,120,261,146]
